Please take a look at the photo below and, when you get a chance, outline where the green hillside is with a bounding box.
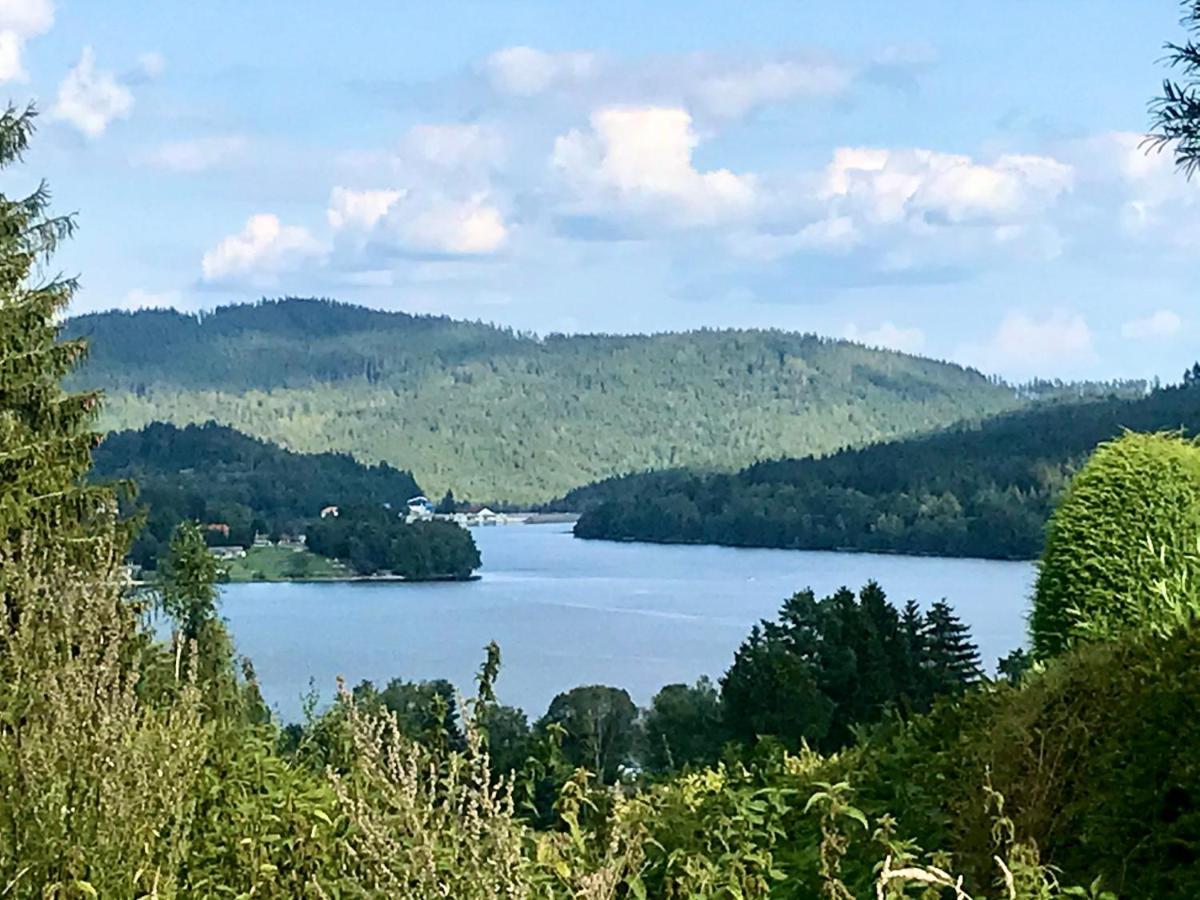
[569,381,1199,559]
[92,420,423,567]
[66,298,1023,504]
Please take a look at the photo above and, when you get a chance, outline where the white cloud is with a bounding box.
[552,106,757,226]
[728,217,859,260]
[482,46,855,122]
[0,0,53,82]
[327,186,403,230]
[385,193,508,255]
[0,0,53,36]
[844,321,926,354]
[694,59,851,119]
[822,147,1073,225]
[144,136,246,173]
[329,187,507,256]
[957,310,1096,377]
[1121,309,1182,341]
[52,47,134,138]
[485,46,597,96]
[201,214,326,284]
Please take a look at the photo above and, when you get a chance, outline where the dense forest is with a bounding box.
[91,421,425,568]
[64,298,1027,503]
[568,380,1200,559]
[306,504,481,580]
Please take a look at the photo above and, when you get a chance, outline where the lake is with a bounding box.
[221,525,1035,722]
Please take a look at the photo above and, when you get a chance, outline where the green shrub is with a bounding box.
[1030,431,1200,657]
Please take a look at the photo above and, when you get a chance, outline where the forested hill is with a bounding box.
[568,383,1200,560]
[92,421,423,567]
[66,298,1023,504]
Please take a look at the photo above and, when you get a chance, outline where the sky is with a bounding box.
[3,0,1198,381]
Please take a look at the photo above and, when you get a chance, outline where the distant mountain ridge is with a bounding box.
[66,297,1024,504]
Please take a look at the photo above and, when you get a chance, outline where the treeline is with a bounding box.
[91,421,423,568]
[568,380,1200,559]
[65,297,1028,503]
[290,581,988,798]
[306,504,481,580]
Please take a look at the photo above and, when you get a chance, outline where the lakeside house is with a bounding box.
[406,495,434,523]
[210,545,247,560]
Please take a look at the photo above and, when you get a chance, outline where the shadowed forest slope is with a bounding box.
[567,382,1198,559]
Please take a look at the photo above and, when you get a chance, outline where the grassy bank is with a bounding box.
[219,545,347,582]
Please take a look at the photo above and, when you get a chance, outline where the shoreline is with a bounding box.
[571,531,1037,564]
[223,572,481,585]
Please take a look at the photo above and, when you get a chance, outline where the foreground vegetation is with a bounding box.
[568,379,1200,559]
[65,299,1024,504]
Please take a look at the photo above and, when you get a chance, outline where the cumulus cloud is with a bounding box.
[0,0,52,82]
[552,106,757,226]
[1121,309,1182,341]
[201,214,326,285]
[957,310,1096,377]
[52,47,134,137]
[330,187,507,255]
[821,147,1073,225]
[390,194,508,254]
[844,321,926,354]
[327,186,404,231]
[144,136,247,173]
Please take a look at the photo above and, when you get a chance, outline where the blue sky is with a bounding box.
[5,1,1198,380]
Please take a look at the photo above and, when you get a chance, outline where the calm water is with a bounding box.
[221,525,1035,722]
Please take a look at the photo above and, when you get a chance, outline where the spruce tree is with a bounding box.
[922,600,982,695]
[0,105,112,561]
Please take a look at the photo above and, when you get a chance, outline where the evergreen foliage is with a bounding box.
[91,420,422,568]
[305,503,481,579]
[63,297,1024,504]
[0,105,110,557]
[568,381,1200,559]
[1031,431,1200,657]
[720,583,979,752]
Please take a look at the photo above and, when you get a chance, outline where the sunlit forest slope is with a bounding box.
[65,298,1023,504]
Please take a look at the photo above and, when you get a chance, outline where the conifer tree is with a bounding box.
[922,600,983,694]
[0,105,112,560]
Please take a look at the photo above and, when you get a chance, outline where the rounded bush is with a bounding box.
[1030,431,1200,657]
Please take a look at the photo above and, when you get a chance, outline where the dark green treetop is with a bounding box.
[0,105,112,557]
